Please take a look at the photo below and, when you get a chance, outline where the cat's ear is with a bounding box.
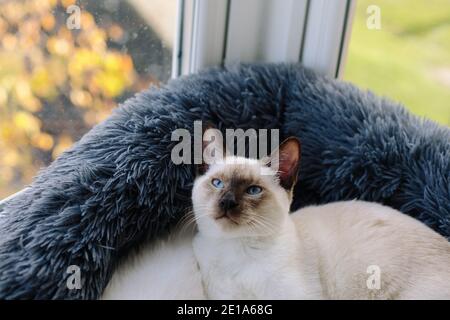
[266,137,301,190]
[198,124,224,175]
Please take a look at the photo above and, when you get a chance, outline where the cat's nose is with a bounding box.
[220,198,238,211]
[219,194,238,211]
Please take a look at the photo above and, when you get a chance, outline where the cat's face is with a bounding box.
[192,137,301,239]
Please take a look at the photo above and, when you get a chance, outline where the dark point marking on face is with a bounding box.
[208,168,270,222]
[200,136,302,227]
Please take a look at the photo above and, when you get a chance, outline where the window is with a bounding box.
[175,0,353,77]
[344,0,450,126]
[0,0,358,201]
[0,0,177,198]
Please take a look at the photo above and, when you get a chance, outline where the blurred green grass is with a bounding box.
[344,0,450,126]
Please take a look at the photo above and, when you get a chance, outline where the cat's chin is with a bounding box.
[213,216,242,232]
[214,214,239,225]
[197,216,249,239]
[214,219,268,240]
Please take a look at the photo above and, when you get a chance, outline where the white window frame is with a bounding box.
[173,0,355,78]
[301,0,355,78]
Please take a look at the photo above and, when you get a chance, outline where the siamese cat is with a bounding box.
[103,136,450,300]
[192,136,450,299]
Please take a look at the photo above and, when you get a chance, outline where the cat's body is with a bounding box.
[291,201,450,299]
[103,136,450,300]
[194,200,450,299]
[191,137,450,300]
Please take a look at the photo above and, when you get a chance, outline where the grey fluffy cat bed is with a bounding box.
[0,63,449,299]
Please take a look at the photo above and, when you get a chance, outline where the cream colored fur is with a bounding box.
[291,201,450,299]
[192,156,450,300]
[102,225,205,300]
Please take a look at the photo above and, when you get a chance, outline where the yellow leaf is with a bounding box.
[93,71,126,98]
[104,52,134,73]
[104,52,122,73]
[48,59,67,87]
[41,13,55,31]
[31,67,57,99]
[88,29,107,51]
[3,150,20,167]
[13,111,41,134]
[14,79,43,112]
[0,87,7,106]
[68,48,101,77]
[70,89,92,108]
[47,36,71,56]
[80,12,95,29]
[52,135,73,159]
[0,124,13,141]
[31,132,54,151]
[2,33,17,51]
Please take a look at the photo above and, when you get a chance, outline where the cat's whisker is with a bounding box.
[249,221,275,238]
[177,205,212,224]
[176,210,196,230]
[247,215,277,237]
[246,220,267,237]
[177,210,212,234]
[246,219,269,237]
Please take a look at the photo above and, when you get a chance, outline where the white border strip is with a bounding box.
[300,0,355,77]
[225,0,308,65]
[175,0,229,75]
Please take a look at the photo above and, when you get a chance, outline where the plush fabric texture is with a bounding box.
[0,63,449,299]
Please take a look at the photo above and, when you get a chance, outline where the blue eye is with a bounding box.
[211,178,224,189]
[246,185,262,195]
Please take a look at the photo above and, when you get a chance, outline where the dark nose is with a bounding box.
[219,193,238,211]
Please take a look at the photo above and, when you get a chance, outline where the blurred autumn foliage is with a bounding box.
[0,0,173,198]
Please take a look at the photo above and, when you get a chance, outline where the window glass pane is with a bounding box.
[344,0,450,127]
[0,0,176,198]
